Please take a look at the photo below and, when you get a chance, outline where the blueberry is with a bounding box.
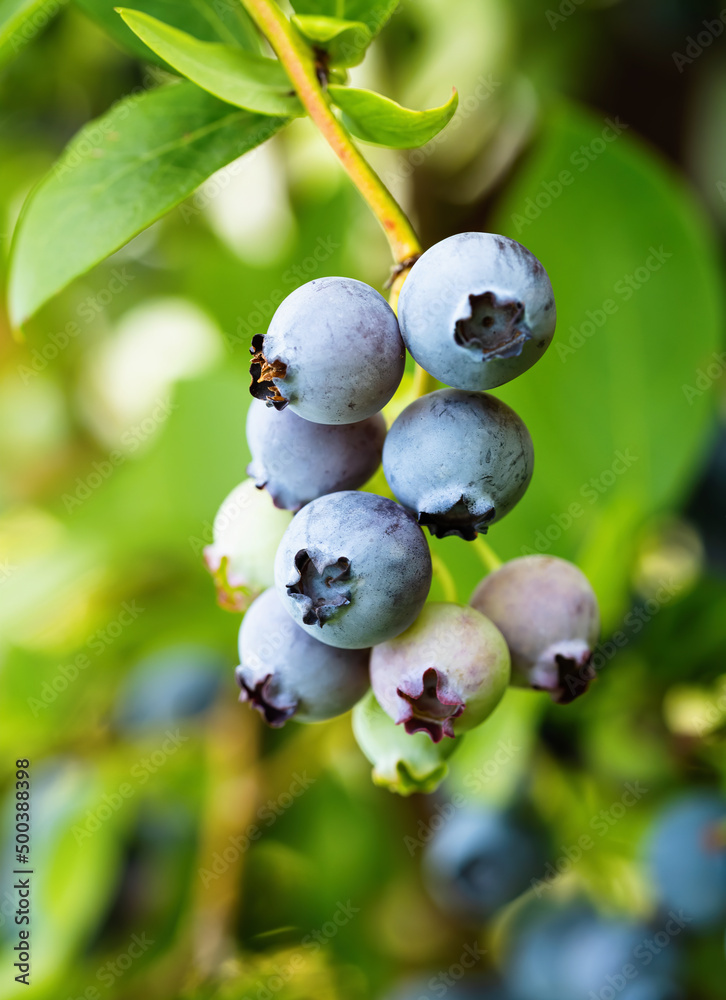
[504,902,679,1000]
[274,491,432,649]
[646,790,726,929]
[398,232,556,391]
[246,398,386,511]
[382,389,533,540]
[352,690,460,796]
[237,587,370,725]
[470,555,600,703]
[423,805,546,921]
[114,645,224,732]
[249,276,405,424]
[369,603,510,742]
[204,478,292,612]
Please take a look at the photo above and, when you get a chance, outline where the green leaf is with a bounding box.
[8,82,288,326]
[292,14,370,68]
[289,0,398,38]
[73,0,261,66]
[117,9,302,116]
[0,0,60,64]
[328,84,458,148]
[485,100,724,627]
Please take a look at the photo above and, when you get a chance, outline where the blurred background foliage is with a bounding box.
[0,0,725,997]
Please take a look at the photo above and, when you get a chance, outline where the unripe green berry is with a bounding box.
[352,690,460,795]
[204,478,291,612]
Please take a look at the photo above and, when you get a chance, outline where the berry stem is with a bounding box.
[412,365,438,397]
[430,551,458,603]
[474,535,503,574]
[239,0,506,577]
[239,0,421,266]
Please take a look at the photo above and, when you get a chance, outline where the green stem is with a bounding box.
[239,0,420,265]
[474,535,503,574]
[240,0,505,575]
[412,365,437,397]
[430,551,458,603]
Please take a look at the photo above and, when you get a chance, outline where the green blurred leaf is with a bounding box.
[0,0,59,65]
[485,100,724,626]
[117,9,302,116]
[8,83,288,326]
[289,0,398,38]
[292,15,370,68]
[328,84,458,148]
[446,688,543,806]
[74,0,261,65]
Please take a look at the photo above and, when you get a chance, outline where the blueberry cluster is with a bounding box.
[205,232,601,778]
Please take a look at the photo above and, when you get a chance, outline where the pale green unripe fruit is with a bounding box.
[204,478,291,612]
[352,691,460,795]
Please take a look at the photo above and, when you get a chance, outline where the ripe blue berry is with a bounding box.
[471,555,599,703]
[504,902,678,1000]
[398,232,556,390]
[370,603,510,742]
[646,791,726,929]
[274,491,432,649]
[204,478,292,612]
[246,399,386,512]
[352,690,459,796]
[423,805,546,920]
[250,276,405,424]
[382,389,533,540]
[236,587,370,726]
